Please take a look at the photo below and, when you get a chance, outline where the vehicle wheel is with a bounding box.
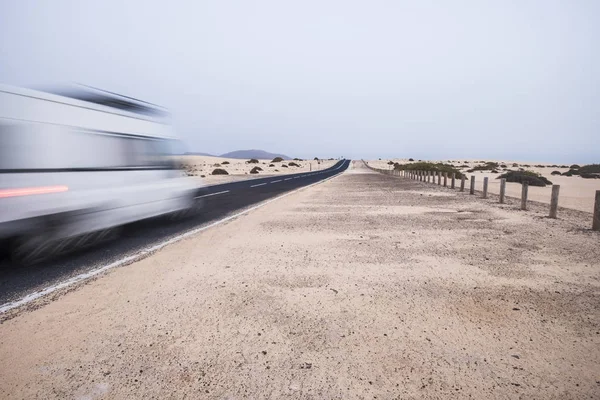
[10,235,52,266]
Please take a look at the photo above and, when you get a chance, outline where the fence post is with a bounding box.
[592,191,600,231]
[499,178,506,203]
[460,175,465,192]
[549,185,560,218]
[437,171,441,185]
[470,176,475,194]
[521,182,529,210]
[443,172,447,187]
[482,177,488,198]
[451,173,455,189]
[421,171,424,182]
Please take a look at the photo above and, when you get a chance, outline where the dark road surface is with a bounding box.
[0,160,349,307]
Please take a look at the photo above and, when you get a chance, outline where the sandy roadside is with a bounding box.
[176,156,337,185]
[0,161,599,399]
[367,159,600,213]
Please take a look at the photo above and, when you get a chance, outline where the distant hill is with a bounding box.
[184,151,215,156]
[219,149,290,160]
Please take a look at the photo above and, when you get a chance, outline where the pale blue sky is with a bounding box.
[1,1,598,162]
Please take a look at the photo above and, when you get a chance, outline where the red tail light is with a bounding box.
[0,185,69,198]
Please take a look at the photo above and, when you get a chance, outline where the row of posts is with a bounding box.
[374,166,600,231]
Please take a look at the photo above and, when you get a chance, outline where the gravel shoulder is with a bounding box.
[0,161,599,399]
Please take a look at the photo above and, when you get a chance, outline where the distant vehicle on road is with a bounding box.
[0,84,202,264]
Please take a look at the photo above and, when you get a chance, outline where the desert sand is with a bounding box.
[367,159,600,213]
[176,156,337,185]
[1,161,598,399]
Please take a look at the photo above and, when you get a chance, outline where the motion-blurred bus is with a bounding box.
[0,84,202,264]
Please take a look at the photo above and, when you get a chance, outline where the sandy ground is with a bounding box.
[176,156,337,185]
[367,159,600,213]
[1,161,599,399]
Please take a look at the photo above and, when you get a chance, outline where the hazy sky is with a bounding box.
[1,1,598,162]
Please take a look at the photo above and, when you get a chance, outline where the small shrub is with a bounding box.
[551,170,561,175]
[497,170,552,187]
[470,162,499,172]
[288,162,300,167]
[268,164,275,167]
[247,159,259,164]
[570,164,580,169]
[250,166,262,174]
[211,168,229,175]
[562,169,580,176]
[274,169,279,172]
[200,174,206,178]
[281,164,289,168]
[293,158,303,161]
[580,173,600,179]
[500,164,507,168]
[213,163,221,167]
[272,157,284,162]
[579,164,600,173]
[408,158,414,161]
[512,163,519,167]
[387,161,394,165]
[314,157,320,160]
[458,164,470,168]
[221,161,230,165]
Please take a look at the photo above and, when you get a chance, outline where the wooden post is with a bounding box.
[592,191,600,231]
[470,176,475,194]
[437,171,441,185]
[451,173,455,189]
[549,185,560,218]
[521,182,529,210]
[460,175,465,192]
[482,177,488,198]
[443,172,447,187]
[499,178,506,204]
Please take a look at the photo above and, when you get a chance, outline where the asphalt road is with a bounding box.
[0,159,350,307]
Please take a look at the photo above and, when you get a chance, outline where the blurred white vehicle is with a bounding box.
[0,84,201,264]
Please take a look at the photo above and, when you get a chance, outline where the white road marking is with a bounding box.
[284,178,292,181]
[0,162,349,315]
[195,190,229,199]
[270,180,282,183]
[250,182,267,188]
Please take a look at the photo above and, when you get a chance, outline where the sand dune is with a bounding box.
[367,159,600,213]
[175,156,337,185]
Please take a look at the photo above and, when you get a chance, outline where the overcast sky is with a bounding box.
[1,1,598,162]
